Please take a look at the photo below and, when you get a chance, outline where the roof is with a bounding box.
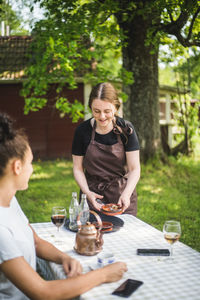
[0,36,32,80]
[0,35,85,82]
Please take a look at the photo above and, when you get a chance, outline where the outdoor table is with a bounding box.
[32,215,200,300]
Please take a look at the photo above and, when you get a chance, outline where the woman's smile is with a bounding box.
[99,118,108,124]
[91,98,116,133]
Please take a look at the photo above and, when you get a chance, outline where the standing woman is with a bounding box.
[0,113,127,300]
[72,82,140,215]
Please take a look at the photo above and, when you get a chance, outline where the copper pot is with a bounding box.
[74,210,103,256]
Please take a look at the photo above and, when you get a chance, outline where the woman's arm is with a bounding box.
[118,150,140,211]
[30,226,82,277]
[72,155,90,196]
[72,155,103,210]
[0,256,127,300]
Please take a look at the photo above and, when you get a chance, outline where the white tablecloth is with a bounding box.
[32,215,200,300]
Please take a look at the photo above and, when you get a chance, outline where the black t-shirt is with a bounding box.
[72,117,140,156]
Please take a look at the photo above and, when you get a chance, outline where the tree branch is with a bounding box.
[168,11,174,23]
[162,11,189,34]
[186,6,200,42]
[159,3,200,47]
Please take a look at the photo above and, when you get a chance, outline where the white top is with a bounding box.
[0,196,36,300]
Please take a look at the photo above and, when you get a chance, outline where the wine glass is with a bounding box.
[51,206,66,233]
[163,220,181,260]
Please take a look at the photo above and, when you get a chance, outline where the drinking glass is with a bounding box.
[51,206,66,233]
[163,220,181,260]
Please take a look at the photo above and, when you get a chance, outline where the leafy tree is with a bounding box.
[21,0,200,161]
[174,49,200,99]
[170,94,199,155]
[0,0,28,35]
[159,43,200,154]
[159,41,200,99]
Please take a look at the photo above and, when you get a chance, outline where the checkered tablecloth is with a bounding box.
[32,215,200,300]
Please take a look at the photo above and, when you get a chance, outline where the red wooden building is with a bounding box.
[0,36,86,159]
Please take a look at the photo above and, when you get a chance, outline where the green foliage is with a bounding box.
[159,65,176,86]
[21,1,128,118]
[0,0,28,35]
[159,42,200,99]
[174,50,200,99]
[159,42,200,155]
[21,0,199,108]
[17,0,199,160]
[55,98,84,122]
[172,94,200,151]
[17,153,200,251]
[24,97,47,114]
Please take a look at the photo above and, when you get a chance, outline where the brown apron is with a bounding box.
[82,121,137,215]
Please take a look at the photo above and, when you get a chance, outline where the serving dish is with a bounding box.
[93,221,113,232]
[101,203,123,216]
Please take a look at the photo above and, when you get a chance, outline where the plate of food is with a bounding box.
[101,203,123,216]
[93,221,113,233]
[89,213,124,233]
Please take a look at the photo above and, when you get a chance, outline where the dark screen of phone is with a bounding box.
[137,249,170,256]
[112,279,143,297]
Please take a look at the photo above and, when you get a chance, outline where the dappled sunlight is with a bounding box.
[31,172,53,180]
[151,187,162,194]
[32,165,43,172]
[61,169,73,176]
[150,198,158,203]
[141,185,162,194]
[56,161,72,168]
[173,203,181,210]
[141,184,153,191]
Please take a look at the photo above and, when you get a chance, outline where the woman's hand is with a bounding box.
[62,255,82,277]
[118,193,130,212]
[31,226,82,278]
[102,262,127,283]
[87,191,104,211]
[118,150,140,212]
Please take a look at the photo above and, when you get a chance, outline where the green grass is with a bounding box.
[17,160,80,223]
[17,153,200,252]
[137,155,200,251]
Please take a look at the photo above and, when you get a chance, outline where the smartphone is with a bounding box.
[137,248,170,256]
[112,279,143,297]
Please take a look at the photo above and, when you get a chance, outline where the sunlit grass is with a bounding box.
[31,173,53,179]
[137,152,200,251]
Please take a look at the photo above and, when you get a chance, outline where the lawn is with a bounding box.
[17,153,200,252]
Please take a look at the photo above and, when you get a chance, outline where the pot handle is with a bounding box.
[77,210,102,231]
[90,210,102,231]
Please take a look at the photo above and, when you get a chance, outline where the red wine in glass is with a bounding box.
[51,215,65,228]
[51,207,66,232]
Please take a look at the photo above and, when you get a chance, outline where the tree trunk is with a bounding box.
[116,12,161,162]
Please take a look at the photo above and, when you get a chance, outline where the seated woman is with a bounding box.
[0,113,127,300]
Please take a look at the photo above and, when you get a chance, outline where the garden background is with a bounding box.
[17,141,200,252]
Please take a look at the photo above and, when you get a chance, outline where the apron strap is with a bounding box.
[91,119,96,141]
